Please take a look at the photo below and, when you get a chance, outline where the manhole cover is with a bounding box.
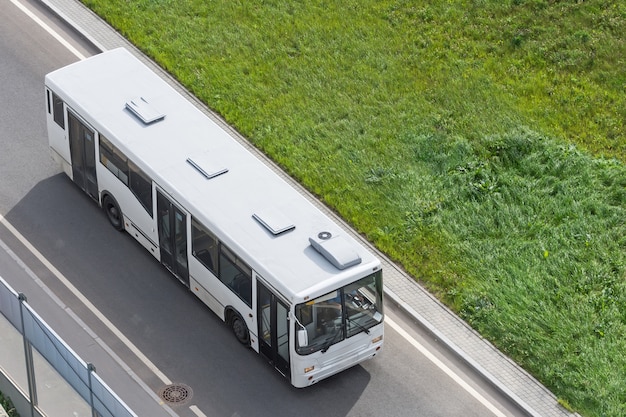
[158,383,193,405]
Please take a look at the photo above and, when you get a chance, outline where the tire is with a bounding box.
[230,313,250,346]
[103,195,124,231]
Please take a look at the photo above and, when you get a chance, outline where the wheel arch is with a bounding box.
[224,306,251,346]
[224,305,239,325]
[99,189,115,208]
[101,191,125,231]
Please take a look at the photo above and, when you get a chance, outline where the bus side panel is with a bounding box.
[188,258,231,319]
[50,146,73,179]
[188,257,259,351]
[124,218,159,260]
[189,275,224,319]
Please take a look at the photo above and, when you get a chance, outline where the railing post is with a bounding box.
[88,363,97,417]
[18,293,36,417]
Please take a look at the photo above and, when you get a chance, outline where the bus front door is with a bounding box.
[67,112,98,200]
[157,190,190,287]
[257,282,290,378]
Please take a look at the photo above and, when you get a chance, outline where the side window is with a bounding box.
[52,92,65,128]
[219,244,252,307]
[191,218,218,275]
[99,135,153,216]
[128,160,153,215]
[99,135,129,185]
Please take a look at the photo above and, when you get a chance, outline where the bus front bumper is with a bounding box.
[291,332,383,388]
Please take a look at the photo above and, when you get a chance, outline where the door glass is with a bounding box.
[157,191,189,286]
[83,129,98,198]
[259,284,272,349]
[277,301,289,365]
[68,112,98,199]
[68,113,85,189]
[157,192,173,268]
[174,208,189,281]
[84,130,96,181]
[257,282,290,376]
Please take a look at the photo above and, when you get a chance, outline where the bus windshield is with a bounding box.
[295,270,383,355]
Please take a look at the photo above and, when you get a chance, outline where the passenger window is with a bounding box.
[99,135,129,185]
[219,245,252,307]
[99,135,153,216]
[191,218,218,275]
[52,92,65,128]
[128,160,153,215]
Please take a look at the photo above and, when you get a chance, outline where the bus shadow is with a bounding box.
[4,174,371,417]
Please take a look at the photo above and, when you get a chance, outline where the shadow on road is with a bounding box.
[4,174,371,417]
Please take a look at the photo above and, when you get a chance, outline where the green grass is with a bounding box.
[79,1,625,415]
[0,391,18,417]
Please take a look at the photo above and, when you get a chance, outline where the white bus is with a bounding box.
[45,48,383,388]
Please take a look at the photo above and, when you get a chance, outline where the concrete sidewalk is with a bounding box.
[25,0,579,416]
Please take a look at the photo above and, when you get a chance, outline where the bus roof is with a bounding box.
[45,48,380,302]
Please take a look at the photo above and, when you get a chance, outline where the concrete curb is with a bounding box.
[384,286,539,417]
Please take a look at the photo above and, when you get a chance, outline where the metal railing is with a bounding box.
[0,276,136,417]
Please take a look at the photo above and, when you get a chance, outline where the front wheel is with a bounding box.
[231,313,250,346]
[103,195,124,231]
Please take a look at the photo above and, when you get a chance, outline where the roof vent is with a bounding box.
[309,233,361,270]
[253,209,295,236]
[125,97,165,124]
[318,231,332,240]
[186,158,228,179]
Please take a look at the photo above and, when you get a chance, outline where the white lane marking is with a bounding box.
[386,317,509,417]
[9,0,86,60]
[0,213,172,385]
[189,405,208,417]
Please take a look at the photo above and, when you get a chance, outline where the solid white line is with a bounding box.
[0,213,172,386]
[9,0,86,60]
[386,317,509,417]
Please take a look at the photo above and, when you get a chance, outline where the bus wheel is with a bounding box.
[230,313,250,346]
[103,195,124,231]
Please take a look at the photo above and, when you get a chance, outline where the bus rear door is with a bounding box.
[67,111,98,200]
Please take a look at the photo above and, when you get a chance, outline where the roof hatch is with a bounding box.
[186,158,228,179]
[253,209,295,236]
[309,231,361,270]
[125,96,165,124]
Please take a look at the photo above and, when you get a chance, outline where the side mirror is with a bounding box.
[297,328,309,347]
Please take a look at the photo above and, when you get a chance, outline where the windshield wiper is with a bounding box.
[321,327,343,353]
[346,315,370,335]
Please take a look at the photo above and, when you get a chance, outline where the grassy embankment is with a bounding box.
[80,1,625,416]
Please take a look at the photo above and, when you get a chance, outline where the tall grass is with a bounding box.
[80,0,625,415]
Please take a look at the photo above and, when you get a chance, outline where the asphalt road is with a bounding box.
[0,1,524,416]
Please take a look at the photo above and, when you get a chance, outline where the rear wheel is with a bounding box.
[103,195,124,231]
[230,313,250,346]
